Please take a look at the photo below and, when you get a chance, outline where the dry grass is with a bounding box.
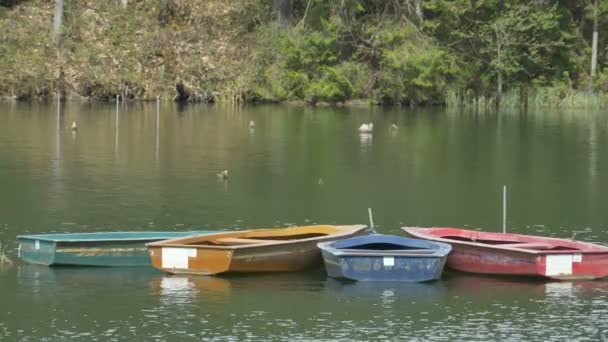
[0,0,263,100]
[0,241,13,268]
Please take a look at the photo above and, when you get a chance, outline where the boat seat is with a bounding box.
[213,238,277,245]
[500,242,555,250]
[342,249,436,254]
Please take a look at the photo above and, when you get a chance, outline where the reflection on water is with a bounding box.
[359,132,372,148]
[3,104,608,340]
[3,264,608,340]
[151,275,231,305]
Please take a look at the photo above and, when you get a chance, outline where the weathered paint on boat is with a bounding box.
[17,231,213,267]
[403,227,608,280]
[317,234,451,282]
[147,225,369,275]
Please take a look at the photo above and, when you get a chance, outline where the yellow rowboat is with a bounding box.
[146,225,368,275]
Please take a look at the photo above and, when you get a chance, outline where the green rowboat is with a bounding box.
[17,231,213,267]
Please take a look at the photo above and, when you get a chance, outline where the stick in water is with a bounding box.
[502,185,507,234]
[368,207,376,234]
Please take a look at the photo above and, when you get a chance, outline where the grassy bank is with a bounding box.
[446,88,608,110]
[0,0,266,102]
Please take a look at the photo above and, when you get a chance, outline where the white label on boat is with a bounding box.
[573,254,582,262]
[35,240,40,250]
[546,254,573,276]
[161,247,196,269]
[383,256,395,267]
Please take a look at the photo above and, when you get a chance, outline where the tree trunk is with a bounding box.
[272,0,293,27]
[497,70,503,106]
[338,0,348,22]
[414,0,423,23]
[495,27,503,105]
[53,0,64,45]
[121,0,128,8]
[591,0,599,79]
[159,0,176,26]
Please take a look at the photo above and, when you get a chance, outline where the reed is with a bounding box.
[447,88,608,109]
[0,241,13,268]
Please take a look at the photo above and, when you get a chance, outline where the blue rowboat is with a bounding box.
[317,234,452,282]
[17,231,213,267]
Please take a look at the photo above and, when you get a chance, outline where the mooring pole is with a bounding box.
[368,208,376,234]
[56,92,61,126]
[156,95,160,161]
[502,185,507,234]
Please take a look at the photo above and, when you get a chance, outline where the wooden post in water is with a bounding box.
[156,95,160,161]
[115,94,119,158]
[56,92,61,127]
[502,185,507,234]
[368,208,376,234]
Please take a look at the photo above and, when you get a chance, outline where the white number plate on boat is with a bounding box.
[162,248,196,269]
[383,256,395,267]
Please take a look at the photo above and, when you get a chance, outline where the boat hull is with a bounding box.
[320,252,448,282]
[318,235,451,282]
[403,227,608,280]
[18,231,212,267]
[147,225,369,275]
[447,244,608,280]
[149,241,326,275]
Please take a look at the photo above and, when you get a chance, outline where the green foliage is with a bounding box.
[334,62,371,98]
[305,66,353,103]
[2,0,608,107]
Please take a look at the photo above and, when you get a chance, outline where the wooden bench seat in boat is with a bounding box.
[337,249,437,255]
[498,242,574,250]
[212,238,280,245]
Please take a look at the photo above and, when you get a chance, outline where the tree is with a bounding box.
[273,0,293,26]
[53,0,64,45]
[425,1,573,103]
[591,0,599,79]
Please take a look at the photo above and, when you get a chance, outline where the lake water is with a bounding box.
[1,102,607,340]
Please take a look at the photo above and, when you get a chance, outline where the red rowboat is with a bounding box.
[402,227,608,280]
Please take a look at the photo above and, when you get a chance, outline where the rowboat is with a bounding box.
[147,225,368,275]
[403,227,608,280]
[17,231,213,267]
[317,234,451,282]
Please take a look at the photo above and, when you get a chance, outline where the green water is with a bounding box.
[1,102,607,340]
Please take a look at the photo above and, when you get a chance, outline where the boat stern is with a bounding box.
[148,246,233,275]
[536,252,608,280]
[17,237,57,266]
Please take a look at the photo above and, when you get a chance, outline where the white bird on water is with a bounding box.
[359,123,373,133]
[71,121,77,131]
[249,120,256,129]
[217,170,229,180]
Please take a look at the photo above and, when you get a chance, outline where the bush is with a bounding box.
[305,66,353,103]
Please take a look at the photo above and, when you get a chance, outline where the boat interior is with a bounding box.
[341,242,430,251]
[443,235,582,251]
[332,242,438,255]
[203,233,329,246]
[154,225,365,247]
